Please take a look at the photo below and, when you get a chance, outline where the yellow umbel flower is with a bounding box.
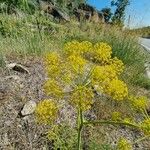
[44,52,61,78]
[110,57,125,75]
[140,118,150,135]
[64,40,81,56]
[123,118,134,124]
[46,65,61,78]
[116,138,132,150]
[104,65,119,80]
[129,96,148,111]
[67,54,87,74]
[92,65,117,85]
[112,111,122,121]
[43,79,63,98]
[70,85,94,111]
[80,41,93,53]
[44,52,60,66]
[92,42,112,63]
[35,99,58,124]
[104,79,128,101]
[64,40,92,56]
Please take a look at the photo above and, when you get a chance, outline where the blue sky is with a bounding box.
[88,0,150,28]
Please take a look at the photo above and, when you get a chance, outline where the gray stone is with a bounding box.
[21,101,36,116]
[6,63,29,74]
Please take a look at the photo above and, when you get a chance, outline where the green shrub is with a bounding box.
[133,73,150,90]
[47,124,77,150]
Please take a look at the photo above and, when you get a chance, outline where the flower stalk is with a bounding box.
[77,108,83,150]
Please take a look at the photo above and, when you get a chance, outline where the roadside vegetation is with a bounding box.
[0,0,150,149]
[130,26,150,38]
[0,12,149,88]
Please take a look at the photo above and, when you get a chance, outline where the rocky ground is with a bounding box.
[0,56,150,150]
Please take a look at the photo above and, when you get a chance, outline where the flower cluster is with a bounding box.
[35,99,58,124]
[91,42,112,63]
[70,86,94,111]
[104,79,128,101]
[67,54,87,74]
[129,96,148,111]
[140,118,150,135]
[116,138,132,150]
[123,117,134,124]
[112,111,122,121]
[44,52,61,78]
[43,79,63,98]
[110,57,124,75]
[92,65,117,85]
[64,40,92,56]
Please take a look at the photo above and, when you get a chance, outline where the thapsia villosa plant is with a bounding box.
[35,41,150,150]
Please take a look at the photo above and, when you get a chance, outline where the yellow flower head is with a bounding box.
[80,41,93,53]
[44,52,60,66]
[104,79,128,101]
[64,40,81,56]
[112,111,122,121]
[70,85,94,111]
[92,42,112,63]
[35,99,58,124]
[140,118,150,135]
[92,65,117,85]
[129,96,148,111]
[64,40,92,56]
[123,118,134,124]
[43,79,63,98]
[110,57,125,75]
[117,138,132,150]
[46,65,61,78]
[44,52,61,78]
[67,54,87,74]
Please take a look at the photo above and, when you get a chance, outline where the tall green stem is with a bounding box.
[83,120,139,128]
[77,108,83,150]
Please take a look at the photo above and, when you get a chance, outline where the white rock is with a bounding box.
[6,63,16,68]
[21,101,36,116]
[6,63,29,74]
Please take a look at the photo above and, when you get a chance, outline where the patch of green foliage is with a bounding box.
[0,51,5,67]
[47,124,78,150]
[133,73,150,90]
